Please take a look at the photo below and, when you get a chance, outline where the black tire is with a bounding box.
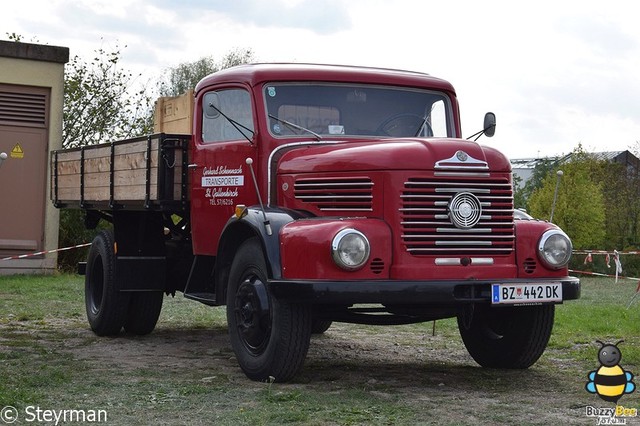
[311,319,332,334]
[85,230,130,336]
[124,292,164,335]
[226,238,312,382]
[457,304,555,369]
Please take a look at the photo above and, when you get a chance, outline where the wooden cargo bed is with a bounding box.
[51,134,190,211]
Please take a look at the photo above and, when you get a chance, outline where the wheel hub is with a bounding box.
[234,277,271,353]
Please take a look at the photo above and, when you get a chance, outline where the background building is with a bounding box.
[511,150,640,186]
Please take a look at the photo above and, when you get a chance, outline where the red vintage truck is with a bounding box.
[51,63,580,382]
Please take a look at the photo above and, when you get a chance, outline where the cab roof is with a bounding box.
[195,63,456,95]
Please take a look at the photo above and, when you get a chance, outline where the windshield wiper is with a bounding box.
[414,105,435,137]
[207,102,255,144]
[268,114,322,141]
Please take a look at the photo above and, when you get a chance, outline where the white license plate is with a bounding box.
[491,283,562,305]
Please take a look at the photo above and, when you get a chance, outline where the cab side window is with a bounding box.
[202,89,254,143]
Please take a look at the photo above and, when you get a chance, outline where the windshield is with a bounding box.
[263,83,452,139]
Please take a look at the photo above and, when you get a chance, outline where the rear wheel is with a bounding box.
[457,304,555,368]
[226,238,312,382]
[85,230,130,336]
[124,292,164,335]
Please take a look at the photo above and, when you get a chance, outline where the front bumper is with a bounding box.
[269,276,580,305]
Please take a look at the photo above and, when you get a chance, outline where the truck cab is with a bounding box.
[186,64,579,381]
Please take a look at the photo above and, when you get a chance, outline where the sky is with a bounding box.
[3,0,640,160]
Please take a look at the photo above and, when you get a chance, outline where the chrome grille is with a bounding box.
[400,176,514,255]
[294,177,373,211]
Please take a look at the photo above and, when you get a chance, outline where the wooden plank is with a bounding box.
[57,150,81,162]
[55,184,184,204]
[56,174,80,188]
[56,187,83,200]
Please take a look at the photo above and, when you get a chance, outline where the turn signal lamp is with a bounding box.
[235,204,248,219]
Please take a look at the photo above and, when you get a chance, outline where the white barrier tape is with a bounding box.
[569,269,640,282]
[573,250,640,255]
[1,243,92,261]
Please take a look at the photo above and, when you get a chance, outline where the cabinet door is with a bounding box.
[0,85,49,258]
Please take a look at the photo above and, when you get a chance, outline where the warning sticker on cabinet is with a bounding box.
[10,143,24,159]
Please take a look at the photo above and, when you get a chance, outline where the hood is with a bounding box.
[277,138,512,174]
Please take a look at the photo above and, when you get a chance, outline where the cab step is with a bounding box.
[184,292,217,306]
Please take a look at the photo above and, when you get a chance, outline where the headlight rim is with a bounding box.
[331,228,370,271]
[537,229,572,270]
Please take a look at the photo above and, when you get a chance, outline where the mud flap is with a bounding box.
[116,256,166,291]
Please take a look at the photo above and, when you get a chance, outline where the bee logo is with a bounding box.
[586,340,636,403]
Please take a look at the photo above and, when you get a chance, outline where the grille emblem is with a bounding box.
[449,192,482,229]
[456,150,469,162]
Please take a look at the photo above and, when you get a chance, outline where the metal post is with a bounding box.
[550,170,563,222]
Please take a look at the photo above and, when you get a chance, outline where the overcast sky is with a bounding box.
[4,0,640,159]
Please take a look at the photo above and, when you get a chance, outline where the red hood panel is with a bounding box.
[277,138,511,173]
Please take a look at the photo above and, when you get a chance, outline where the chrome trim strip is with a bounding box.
[434,257,495,265]
[434,171,490,177]
[294,181,374,187]
[319,208,374,212]
[402,234,514,239]
[435,258,460,265]
[435,241,492,246]
[295,195,373,199]
[471,258,495,265]
[435,151,488,169]
[434,164,488,170]
[408,247,512,253]
[406,181,510,188]
[435,188,491,194]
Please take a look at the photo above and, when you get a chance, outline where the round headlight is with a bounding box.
[331,229,370,271]
[538,229,572,269]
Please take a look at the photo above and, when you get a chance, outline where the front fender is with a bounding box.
[279,218,392,280]
[216,206,309,284]
[514,219,570,278]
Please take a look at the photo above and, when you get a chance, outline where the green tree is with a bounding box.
[63,43,153,148]
[514,157,560,211]
[593,155,640,250]
[528,147,606,249]
[512,173,526,210]
[158,48,255,97]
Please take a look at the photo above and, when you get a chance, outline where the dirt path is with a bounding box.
[54,318,596,425]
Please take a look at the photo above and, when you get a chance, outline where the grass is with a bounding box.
[0,274,639,425]
[550,277,640,366]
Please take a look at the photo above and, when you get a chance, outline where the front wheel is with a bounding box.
[226,238,312,382]
[457,304,555,368]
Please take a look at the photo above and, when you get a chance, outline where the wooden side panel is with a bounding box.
[52,135,186,204]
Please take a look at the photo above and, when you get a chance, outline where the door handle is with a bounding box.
[187,163,199,169]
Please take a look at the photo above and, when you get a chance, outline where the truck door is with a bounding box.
[190,86,257,255]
